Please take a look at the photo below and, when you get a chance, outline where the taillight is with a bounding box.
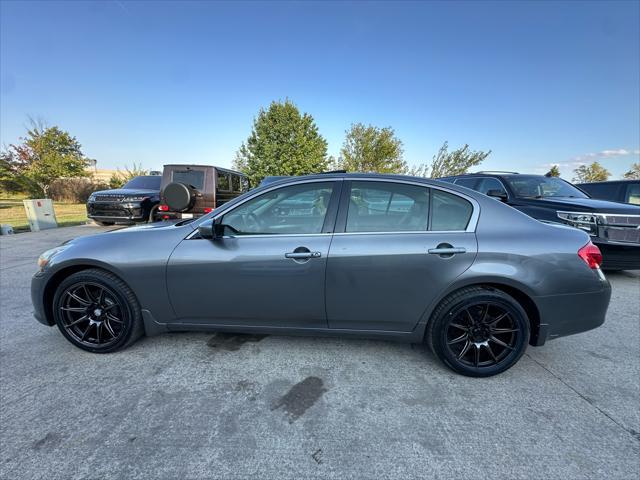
[203,207,213,214]
[578,241,603,269]
[158,205,169,211]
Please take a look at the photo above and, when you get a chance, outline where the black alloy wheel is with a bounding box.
[427,287,530,377]
[53,269,143,353]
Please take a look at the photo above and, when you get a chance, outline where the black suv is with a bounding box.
[441,172,640,270]
[577,180,640,205]
[87,175,161,226]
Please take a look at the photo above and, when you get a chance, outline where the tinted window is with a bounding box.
[431,190,473,231]
[222,182,334,235]
[217,171,230,191]
[231,175,241,192]
[123,176,161,190]
[626,183,640,205]
[504,176,587,198]
[580,183,622,201]
[172,170,205,190]
[454,178,478,189]
[476,177,507,196]
[346,182,429,232]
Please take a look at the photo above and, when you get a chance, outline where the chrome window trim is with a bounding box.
[185,176,480,238]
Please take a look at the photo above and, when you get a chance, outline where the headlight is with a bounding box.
[37,245,70,271]
[88,194,96,201]
[557,211,598,235]
[123,196,148,202]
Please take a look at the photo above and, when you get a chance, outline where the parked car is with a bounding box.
[86,175,161,226]
[156,164,247,220]
[441,172,640,270]
[32,173,611,377]
[576,179,640,206]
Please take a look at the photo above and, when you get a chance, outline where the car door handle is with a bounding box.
[428,247,466,255]
[285,251,322,259]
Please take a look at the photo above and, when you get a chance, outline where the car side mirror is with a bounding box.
[198,218,215,239]
[486,189,508,202]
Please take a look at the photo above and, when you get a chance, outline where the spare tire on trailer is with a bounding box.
[163,182,198,212]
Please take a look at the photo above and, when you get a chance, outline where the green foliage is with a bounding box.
[572,162,610,183]
[337,123,406,174]
[546,165,561,177]
[109,162,148,188]
[1,123,88,197]
[233,100,329,186]
[427,142,491,178]
[623,162,640,180]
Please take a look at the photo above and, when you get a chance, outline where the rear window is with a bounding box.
[430,190,473,231]
[123,176,161,190]
[172,170,205,190]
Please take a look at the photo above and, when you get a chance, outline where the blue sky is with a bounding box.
[1,0,639,179]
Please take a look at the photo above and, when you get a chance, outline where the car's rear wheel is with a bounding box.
[52,269,144,353]
[426,287,530,377]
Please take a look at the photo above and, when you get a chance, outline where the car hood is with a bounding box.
[515,196,640,214]
[91,188,159,197]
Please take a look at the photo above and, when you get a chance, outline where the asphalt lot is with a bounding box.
[1,224,639,480]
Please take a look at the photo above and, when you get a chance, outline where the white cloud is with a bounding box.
[572,148,640,162]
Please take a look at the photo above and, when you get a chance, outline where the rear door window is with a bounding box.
[217,171,230,191]
[231,175,241,192]
[346,182,430,232]
[172,170,205,190]
[430,190,473,231]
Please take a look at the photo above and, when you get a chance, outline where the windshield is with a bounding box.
[123,176,161,190]
[504,176,588,199]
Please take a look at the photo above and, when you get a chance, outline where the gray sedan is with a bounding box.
[31,173,611,377]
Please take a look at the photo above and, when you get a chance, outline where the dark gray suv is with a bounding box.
[31,173,611,377]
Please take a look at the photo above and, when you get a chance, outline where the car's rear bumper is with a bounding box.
[532,279,611,345]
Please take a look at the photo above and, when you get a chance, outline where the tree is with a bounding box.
[233,100,328,186]
[545,165,561,177]
[109,163,148,188]
[623,162,640,180]
[337,123,406,174]
[1,123,88,197]
[410,141,491,178]
[572,162,610,183]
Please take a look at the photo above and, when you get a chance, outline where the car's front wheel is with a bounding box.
[52,269,144,353]
[426,287,530,377]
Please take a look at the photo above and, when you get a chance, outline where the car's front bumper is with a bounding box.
[533,278,611,345]
[87,201,148,223]
[31,271,52,326]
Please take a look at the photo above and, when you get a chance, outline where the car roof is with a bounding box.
[255,172,478,194]
[577,179,638,185]
[162,164,245,176]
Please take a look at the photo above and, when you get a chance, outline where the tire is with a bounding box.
[426,286,530,377]
[52,269,144,353]
[95,221,115,226]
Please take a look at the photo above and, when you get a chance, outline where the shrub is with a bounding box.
[49,177,109,203]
